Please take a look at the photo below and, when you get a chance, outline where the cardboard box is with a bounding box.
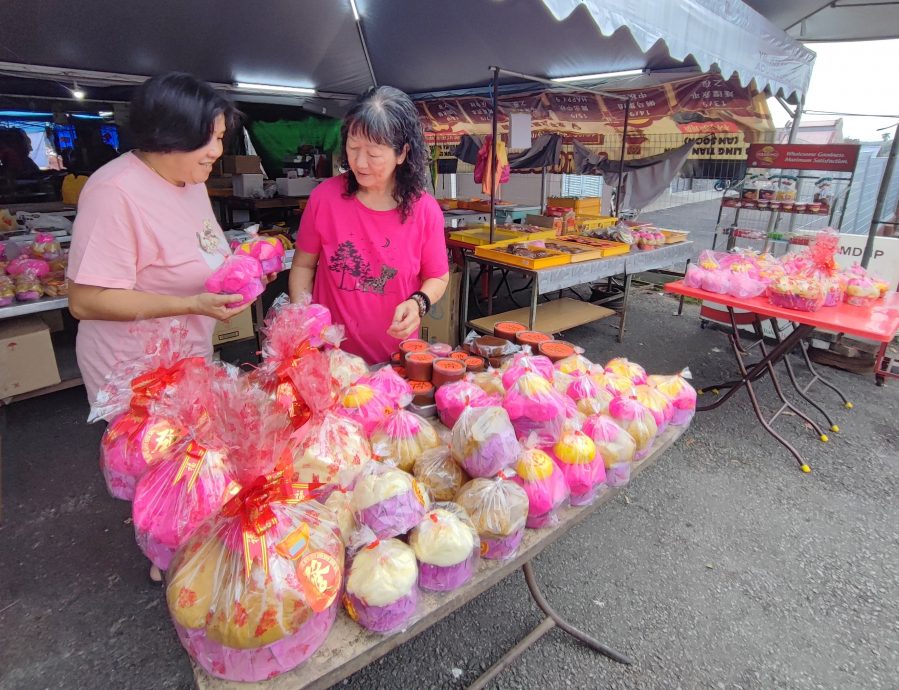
[212,308,255,345]
[276,177,320,197]
[221,155,261,175]
[420,269,461,347]
[232,174,264,198]
[0,316,61,397]
[547,196,601,216]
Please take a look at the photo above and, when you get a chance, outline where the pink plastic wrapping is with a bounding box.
[512,445,569,528]
[13,270,42,301]
[6,255,49,278]
[647,371,696,426]
[370,409,442,472]
[590,367,637,399]
[581,415,637,488]
[337,383,394,436]
[607,397,659,461]
[234,232,285,275]
[684,263,708,288]
[409,503,480,592]
[728,272,766,299]
[554,353,593,376]
[166,477,343,681]
[470,368,506,397]
[435,380,500,429]
[633,384,674,433]
[767,276,826,312]
[30,232,62,261]
[503,371,568,443]
[545,426,604,506]
[565,373,614,416]
[359,366,413,409]
[501,351,554,390]
[604,358,648,385]
[413,445,469,501]
[204,253,265,308]
[327,348,369,389]
[455,474,529,561]
[450,406,521,478]
[351,463,430,539]
[844,275,881,307]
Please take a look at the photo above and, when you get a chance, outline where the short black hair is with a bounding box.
[129,72,241,153]
[341,86,428,223]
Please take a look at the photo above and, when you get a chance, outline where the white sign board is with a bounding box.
[509,113,532,150]
[833,233,899,290]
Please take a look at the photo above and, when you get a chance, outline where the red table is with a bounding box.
[665,282,899,471]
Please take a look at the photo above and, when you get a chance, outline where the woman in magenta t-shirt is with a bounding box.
[67,73,252,406]
[289,86,449,364]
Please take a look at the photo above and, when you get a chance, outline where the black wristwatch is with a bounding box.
[409,291,431,317]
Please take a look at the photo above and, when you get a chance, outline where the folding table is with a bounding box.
[664,282,899,472]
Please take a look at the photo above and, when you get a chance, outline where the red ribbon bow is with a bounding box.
[130,357,205,409]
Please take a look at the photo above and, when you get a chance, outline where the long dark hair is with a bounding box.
[340,86,428,223]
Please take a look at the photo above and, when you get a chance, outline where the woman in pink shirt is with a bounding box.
[289,86,449,364]
[68,73,250,406]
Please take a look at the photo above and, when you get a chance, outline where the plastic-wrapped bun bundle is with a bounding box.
[370,409,442,472]
[450,406,521,478]
[344,536,419,633]
[435,380,501,429]
[233,227,286,274]
[284,348,372,494]
[470,368,506,397]
[545,425,605,506]
[455,475,529,560]
[204,253,265,308]
[409,503,480,592]
[604,357,648,386]
[633,384,674,433]
[501,351,554,390]
[511,445,570,528]
[565,373,614,417]
[582,415,636,487]
[413,445,469,502]
[590,367,636,399]
[503,370,568,444]
[91,323,202,500]
[327,348,368,390]
[166,476,344,682]
[0,274,14,307]
[554,353,593,376]
[337,383,394,436]
[607,396,659,461]
[358,366,414,411]
[647,371,696,426]
[351,463,430,539]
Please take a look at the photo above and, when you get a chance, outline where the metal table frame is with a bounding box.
[197,426,686,690]
[460,242,694,342]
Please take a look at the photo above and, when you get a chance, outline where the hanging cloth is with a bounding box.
[473,135,510,196]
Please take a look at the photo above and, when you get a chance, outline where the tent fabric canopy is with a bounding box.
[0,0,814,106]
[745,0,899,43]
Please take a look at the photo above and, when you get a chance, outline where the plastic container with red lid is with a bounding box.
[538,340,577,363]
[465,355,487,373]
[405,351,436,382]
[432,358,467,388]
[399,338,430,355]
[515,331,554,348]
[409,380,436,406]
[428,342,453,357]
[449,351,469,361]
[474,335,512,358]
[494,321,527,341]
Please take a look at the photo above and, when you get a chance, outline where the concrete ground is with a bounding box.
[1,288,898,690]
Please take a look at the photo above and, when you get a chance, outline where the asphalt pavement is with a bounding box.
[1,288,897,690]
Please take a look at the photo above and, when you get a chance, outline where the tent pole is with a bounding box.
[786,96,805,234]
[615,99,630,217]
[489,67,500,244]
[862,122,899,268]
[540,165,547,210]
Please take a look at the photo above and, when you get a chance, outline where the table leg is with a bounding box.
[798,338,853,406]
[529,277,539,329]
[466,561,631,690]
[768,319,839,432]
[617,273,632,343]
[677,259,689,316]
[750,319,828,442]
[461,257,472,342]
[696,308,814,472]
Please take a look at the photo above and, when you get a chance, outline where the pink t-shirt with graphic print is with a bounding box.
[67,152,230,404]
[296,174,448,364]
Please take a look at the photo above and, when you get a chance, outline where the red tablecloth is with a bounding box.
[665,281,899,344]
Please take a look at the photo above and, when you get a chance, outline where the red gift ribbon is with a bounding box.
[130,357,205,409]
[222,473,322,578]
[171,440,208,492]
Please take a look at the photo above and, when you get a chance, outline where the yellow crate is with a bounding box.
[547,196,601,215]
[475,239,571,270]
[448,228,520,246]
[574,215,618,232]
